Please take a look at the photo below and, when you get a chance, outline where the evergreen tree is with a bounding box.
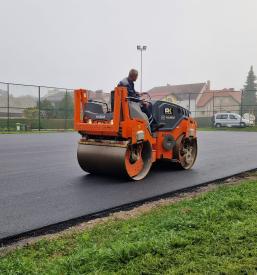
[242,66,257,116]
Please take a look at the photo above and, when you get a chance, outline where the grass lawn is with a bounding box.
[1,178,257,274]
[199,126,257,132]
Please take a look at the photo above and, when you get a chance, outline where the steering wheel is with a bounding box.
[139,92,151,101]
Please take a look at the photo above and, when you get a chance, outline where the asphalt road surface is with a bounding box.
[1,131,257,240]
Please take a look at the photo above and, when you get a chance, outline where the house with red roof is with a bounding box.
[196,89,241,117]
[147,82,242,120]
[147,81,210,117]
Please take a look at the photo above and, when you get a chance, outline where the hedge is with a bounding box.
[0,118,73,131]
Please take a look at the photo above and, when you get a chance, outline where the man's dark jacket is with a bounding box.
[118,77,139,99]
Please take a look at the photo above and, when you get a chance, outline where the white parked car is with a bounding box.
[213,112,254,128]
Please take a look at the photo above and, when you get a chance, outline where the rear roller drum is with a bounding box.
[174,136,197,169]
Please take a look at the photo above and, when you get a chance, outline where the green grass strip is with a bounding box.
[1,180,257,274]
[0,130,74,134]
[199,126,257,132]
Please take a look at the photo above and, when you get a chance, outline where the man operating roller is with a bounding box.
[118,69,153,127]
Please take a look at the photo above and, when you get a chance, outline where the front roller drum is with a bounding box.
[77,142,152,180]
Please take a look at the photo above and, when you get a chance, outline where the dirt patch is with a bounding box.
[1,171,257,256]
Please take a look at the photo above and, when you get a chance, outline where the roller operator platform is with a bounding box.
[74,87,197,180]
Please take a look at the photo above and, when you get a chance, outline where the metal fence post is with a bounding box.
[7,83,10,132]
[65,89,68,130]
[240,89,244,124]
[188,93,191,111]
[194,96,196,118]
[212,91,215,116]
[240,90,243,118]
[38,86,41,131]
[212,91,215,127]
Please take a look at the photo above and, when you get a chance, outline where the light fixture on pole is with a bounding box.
[137,45,147,92]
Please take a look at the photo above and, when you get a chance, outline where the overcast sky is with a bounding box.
[0,0,257,92]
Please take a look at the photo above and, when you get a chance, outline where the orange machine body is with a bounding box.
[74,86,197,165]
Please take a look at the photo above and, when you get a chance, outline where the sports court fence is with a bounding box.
[150,89,257,128]
[0,82,74,132]
[0,81,256,131]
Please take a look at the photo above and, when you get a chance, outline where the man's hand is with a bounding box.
[141,101,150,107]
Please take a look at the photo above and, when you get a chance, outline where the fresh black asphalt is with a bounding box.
[1,131,257,239]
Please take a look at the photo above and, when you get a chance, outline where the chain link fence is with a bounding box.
[0,81,256,131]
[151,90,257,128]
[0,82,74,132]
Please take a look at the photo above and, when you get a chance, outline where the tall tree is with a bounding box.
[242,66,257,116]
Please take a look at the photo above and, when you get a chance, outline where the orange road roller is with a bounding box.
[74,87,197,180]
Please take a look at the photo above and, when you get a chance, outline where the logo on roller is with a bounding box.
[164,107,173,115]
[163,107,175,119]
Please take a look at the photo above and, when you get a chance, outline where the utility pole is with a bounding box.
[137,45,147,92]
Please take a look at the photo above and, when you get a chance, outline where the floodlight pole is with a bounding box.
[137,45,147,92]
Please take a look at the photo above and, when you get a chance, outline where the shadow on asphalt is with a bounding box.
[75,161,185,187]
[151,161,182,172]
[80,174,130,185]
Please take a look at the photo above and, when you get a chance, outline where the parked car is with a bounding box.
[213,112,254,128]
